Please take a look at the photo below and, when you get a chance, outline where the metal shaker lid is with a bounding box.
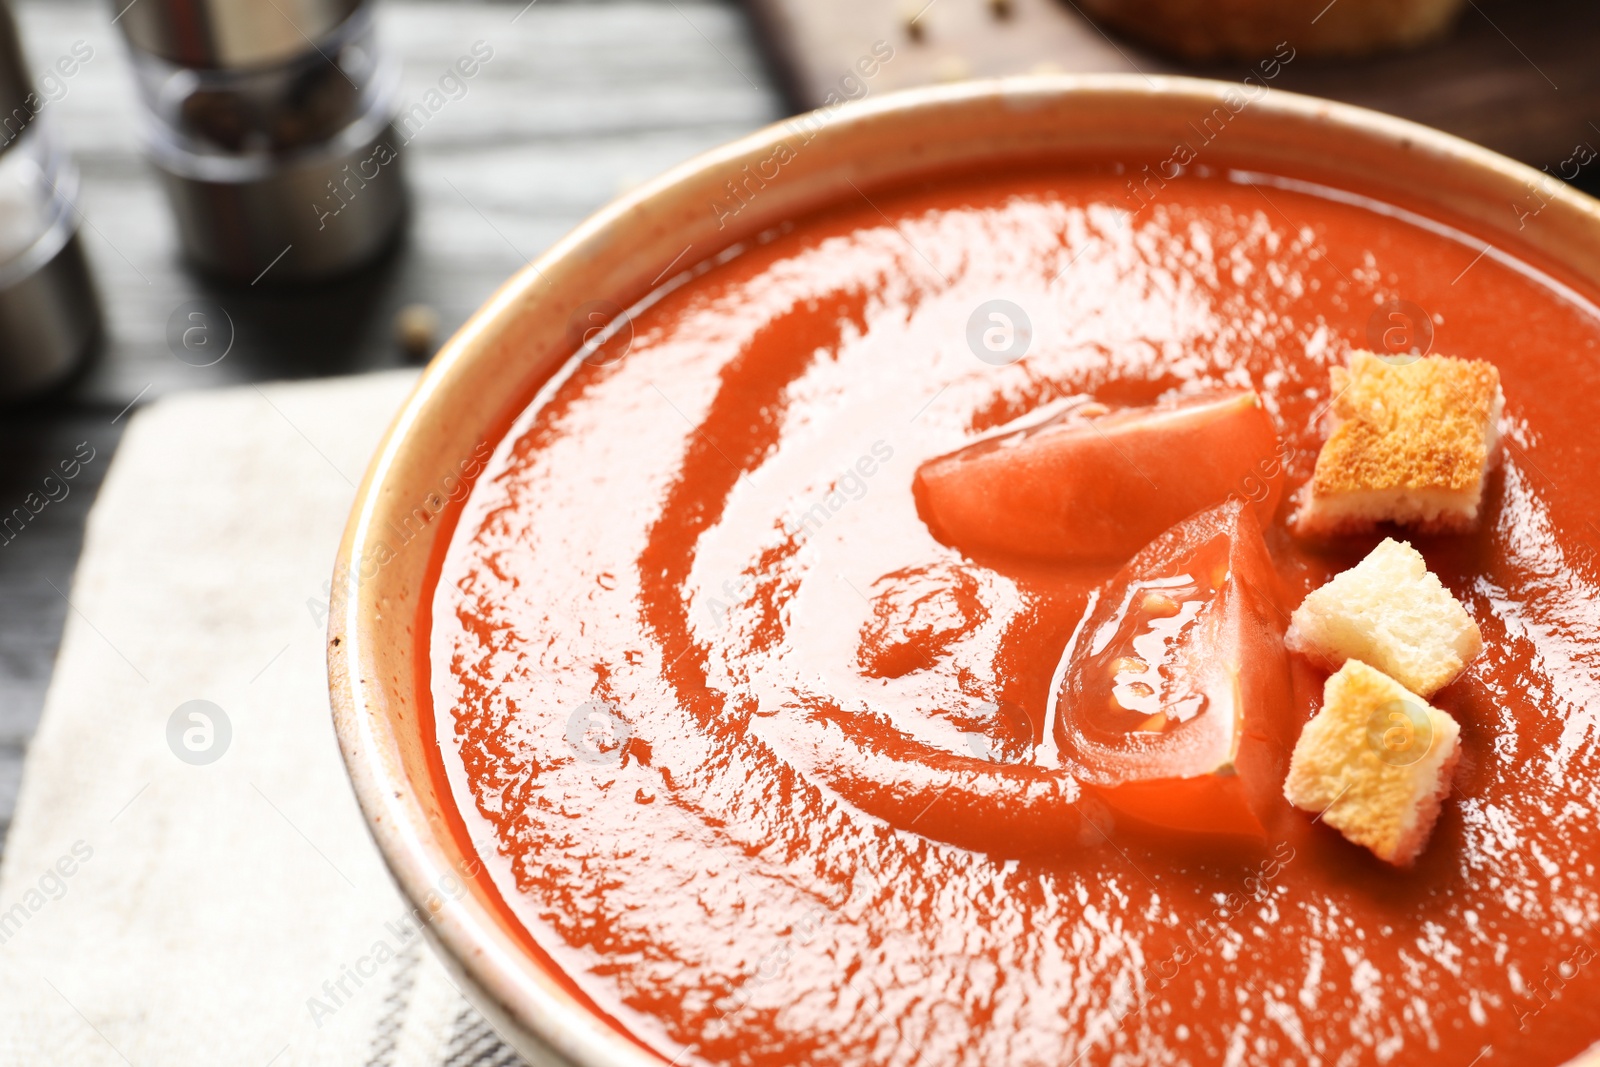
[111,0,365,70]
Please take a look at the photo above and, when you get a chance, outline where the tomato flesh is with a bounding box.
[914,390,1283,562]
[1053,499,1293,839]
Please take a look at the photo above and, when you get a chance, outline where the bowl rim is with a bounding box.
[329,72,1600,1067]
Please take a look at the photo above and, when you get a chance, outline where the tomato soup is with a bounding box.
[429,167,1600,1065]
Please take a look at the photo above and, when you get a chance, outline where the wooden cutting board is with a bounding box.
[743,0,1600,171]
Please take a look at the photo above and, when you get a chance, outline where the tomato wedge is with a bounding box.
[1053,499,1293,839]
[914,390,1283,562]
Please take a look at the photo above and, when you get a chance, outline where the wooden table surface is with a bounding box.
[0,0,784,853]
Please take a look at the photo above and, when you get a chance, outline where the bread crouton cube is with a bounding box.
[1283,660,1461,867]
[1286,538,1482,697]
[1295,351,1502,535]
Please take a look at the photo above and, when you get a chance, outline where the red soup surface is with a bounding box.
[429,167,1600,1066]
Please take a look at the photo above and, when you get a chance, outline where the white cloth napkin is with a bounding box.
[0,373,526,1067]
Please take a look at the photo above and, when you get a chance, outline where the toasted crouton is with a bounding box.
[1286,538,1482,697]
[1283,660,1461,866]
[1295,351,1502,535]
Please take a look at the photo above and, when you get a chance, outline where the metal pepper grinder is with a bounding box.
[111,0,407,283]
[0,1,100,401]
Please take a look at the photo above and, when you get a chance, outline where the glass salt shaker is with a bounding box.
[0,0,100,401]
[111,0,407,283]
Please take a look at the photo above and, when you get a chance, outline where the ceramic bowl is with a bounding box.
[329,74,1600,1067]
